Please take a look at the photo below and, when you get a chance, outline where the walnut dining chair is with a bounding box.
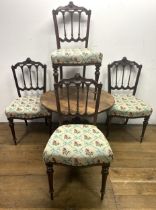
[51,1,103,85]
[106,57,152,142]
[5,58,51,145]
[43,73,113,200]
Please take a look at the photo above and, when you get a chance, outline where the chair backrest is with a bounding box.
[108,57,142,95]
[52,1,91,49]
[54,73,102,125]
[12,58,47,97]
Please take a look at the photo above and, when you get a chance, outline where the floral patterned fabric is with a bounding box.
[109,94,152,117]
[43,124,113,166]
[51,48,103,65]
[5,96,50,119]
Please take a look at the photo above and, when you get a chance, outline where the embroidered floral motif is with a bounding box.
[95,141,103,147]
[43,124,113,166]
[74,129,80,134]
[85,148,93,156]
[51,48,103,65]
[64,135,71,140]
[74,141,81,147]
[62,148,70,156]
[53,140,59,146]
[84,135,91,140]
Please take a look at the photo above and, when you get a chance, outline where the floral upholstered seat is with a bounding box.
[43,124,113,166]
[109,94,152,118]
[5,96,50,119]
[51,48,103,65]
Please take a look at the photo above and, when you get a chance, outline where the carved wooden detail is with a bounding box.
[53,1,91,48]
[12,57,47,97]
[54,73,102,124]
[108,57,142,95]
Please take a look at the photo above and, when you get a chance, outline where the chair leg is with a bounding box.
[106,115,112,137]
[94,64,101,99]
[60,66,63,81]
[8,118,17,145]
[53,65,59,84]
[24,119,28,126]
[82,65,86,88]
[124,118,129,125]
[95,64,101,83]
[101,163,110,200]
[140,116,150,143]
[47,115,52,136]
[45,117,48,126]
[46,163,54,200]
[60,66,63,88]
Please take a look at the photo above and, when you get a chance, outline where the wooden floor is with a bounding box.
[0,122,156,210]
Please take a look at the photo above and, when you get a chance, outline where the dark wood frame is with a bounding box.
[8,58,52,145]
[45,74,111,200]
[46,162,110,200]
[54,73,102,124]
[107,57,151,142]
[53,1,91,49]
[52,1,101,84]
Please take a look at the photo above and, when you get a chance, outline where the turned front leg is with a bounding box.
[106,115,112,138]
[8,118,17,145]
[53,64,59,84]
[101,163,110,200]
[95,64,101,83]
[46,163,54,200]
[140,116,150,143]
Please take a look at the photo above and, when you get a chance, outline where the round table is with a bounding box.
[41,87,114,114]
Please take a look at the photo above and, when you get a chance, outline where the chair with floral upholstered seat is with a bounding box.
[5,58,52,145]
[43,73,113,200]
[106,57,152,142]
[52,1,103,84]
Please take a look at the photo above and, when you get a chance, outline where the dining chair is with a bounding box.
[43,73,113,200]
[5,58,51,145]
[106,57,152,142]
[51,1,103,84]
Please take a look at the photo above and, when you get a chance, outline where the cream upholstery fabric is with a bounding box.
[51,48,103,65]
[43,124,113,166]
[5,96,50,119]
[109,94,152,117]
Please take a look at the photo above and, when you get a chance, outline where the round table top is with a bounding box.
[41,87,114,114]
